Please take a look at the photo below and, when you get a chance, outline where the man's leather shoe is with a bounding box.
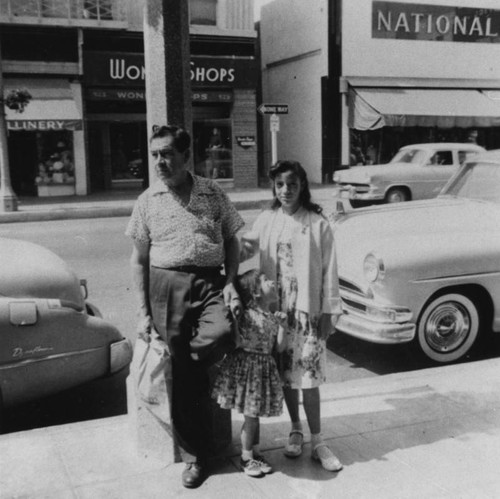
[182,462,205,488]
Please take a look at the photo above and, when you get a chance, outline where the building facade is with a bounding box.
[0,0,258,197]
[260,0,500,182]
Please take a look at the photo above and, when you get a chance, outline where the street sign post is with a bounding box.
[270,114,280,164]
[270,113,280,132]
[259,103,288,166]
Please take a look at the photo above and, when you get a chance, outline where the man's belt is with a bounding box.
[154,265,222,276]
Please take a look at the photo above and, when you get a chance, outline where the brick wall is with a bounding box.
[232,89,258,188]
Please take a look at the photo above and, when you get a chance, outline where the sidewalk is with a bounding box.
[0,184,339,224]
[1,357,500,498]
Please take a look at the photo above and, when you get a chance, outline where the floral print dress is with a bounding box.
[276,209,327,389]
[212,307,283,418]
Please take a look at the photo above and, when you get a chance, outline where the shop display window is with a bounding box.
[35,132,75,186]
[193,121,233,180]
[193,103,232,180]
[109,122,146,183]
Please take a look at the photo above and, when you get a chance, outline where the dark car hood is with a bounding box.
[0,238,84,307]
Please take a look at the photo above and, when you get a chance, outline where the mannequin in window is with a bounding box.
[206,128,223,178]
[209,128,222,149]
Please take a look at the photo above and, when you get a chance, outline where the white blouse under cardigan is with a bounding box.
[241,207,342,318]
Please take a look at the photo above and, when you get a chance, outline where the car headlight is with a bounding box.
[363,253,385,282]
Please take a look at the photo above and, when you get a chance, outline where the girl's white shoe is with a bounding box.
[283,430,304,457]
[311,443,343,472]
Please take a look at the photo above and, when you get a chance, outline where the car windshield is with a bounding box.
[440,162,500,204]
[389,149,428,165]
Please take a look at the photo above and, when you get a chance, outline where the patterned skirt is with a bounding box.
[212,349,283,418]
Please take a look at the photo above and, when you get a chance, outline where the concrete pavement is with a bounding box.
[1,357,500,498]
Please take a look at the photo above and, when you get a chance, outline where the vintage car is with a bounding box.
[332,142,485,205]
[0,238,133,412]
[331,150,500,364]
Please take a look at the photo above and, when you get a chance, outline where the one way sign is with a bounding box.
[258,103,289,115]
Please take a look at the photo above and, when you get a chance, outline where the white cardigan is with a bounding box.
[241,207,342,317]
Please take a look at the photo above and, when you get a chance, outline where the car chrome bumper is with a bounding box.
[110,338,133,374]
[336,313,415,344]
[337,278,416,344]
[333,184,384,201]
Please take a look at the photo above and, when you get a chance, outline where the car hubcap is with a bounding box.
[425,302,470,353]
[388,190,405,203]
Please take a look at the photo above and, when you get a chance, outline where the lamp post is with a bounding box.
[0,37,18,212]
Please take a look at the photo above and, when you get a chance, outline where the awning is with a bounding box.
[4,78,82,130]
[349,87,500,130]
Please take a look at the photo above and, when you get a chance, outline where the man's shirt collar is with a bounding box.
[150,173,215,196]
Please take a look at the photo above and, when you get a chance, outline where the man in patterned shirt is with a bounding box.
[126,125,244,488]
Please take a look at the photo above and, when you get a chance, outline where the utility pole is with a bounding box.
[0,37,18,212]
[143,0,192,181]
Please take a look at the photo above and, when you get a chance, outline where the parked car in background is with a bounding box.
[333,142,485,205]
[330,150,500,364]
[0,238,132,417]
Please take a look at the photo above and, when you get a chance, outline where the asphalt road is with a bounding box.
[1,213,498,433]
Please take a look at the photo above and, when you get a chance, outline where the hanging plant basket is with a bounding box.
[4,89,32,113]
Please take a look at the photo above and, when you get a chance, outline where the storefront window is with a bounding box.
[349,126,500,168]
[8,130,75,196]
[193,105,233,180]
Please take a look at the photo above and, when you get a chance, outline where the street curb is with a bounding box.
[0,199,270,224]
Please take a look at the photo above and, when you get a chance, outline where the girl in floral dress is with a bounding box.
[212,269,286,477]
[240,160,344,472]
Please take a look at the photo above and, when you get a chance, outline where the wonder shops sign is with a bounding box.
[83,52,257,88]
[373,1,500,43]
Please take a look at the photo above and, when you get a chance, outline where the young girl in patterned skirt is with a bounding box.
[212,269,286,477]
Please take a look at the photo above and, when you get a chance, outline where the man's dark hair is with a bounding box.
[150,125,191,153]
[268,159,322,214]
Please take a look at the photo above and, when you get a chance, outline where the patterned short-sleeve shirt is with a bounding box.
[125,174,244,268]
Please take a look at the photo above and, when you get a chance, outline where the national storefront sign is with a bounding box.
[83,52,258,88]
[373,1,500,43]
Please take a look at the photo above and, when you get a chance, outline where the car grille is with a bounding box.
[339,277,369,297]
[338,276,412,324]
[342,297,367,313]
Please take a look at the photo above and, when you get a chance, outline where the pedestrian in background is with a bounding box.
[212,269,286,477]
[126,125,244,489]
[240,160,344,472]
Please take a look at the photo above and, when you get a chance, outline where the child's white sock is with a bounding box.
[241,449,253,461]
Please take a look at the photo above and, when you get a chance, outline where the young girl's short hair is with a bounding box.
[234,269,264,308]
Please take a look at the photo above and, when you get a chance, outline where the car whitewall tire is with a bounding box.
[416,293,480,363]
[386,187,409,203]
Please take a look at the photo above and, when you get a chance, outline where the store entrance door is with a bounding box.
[8,131,38,196]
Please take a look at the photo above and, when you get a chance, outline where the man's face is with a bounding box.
[150,135,187,184]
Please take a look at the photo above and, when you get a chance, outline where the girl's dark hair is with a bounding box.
[234,269,264,309]
[268,160,322,214]
[150,125,191,153]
